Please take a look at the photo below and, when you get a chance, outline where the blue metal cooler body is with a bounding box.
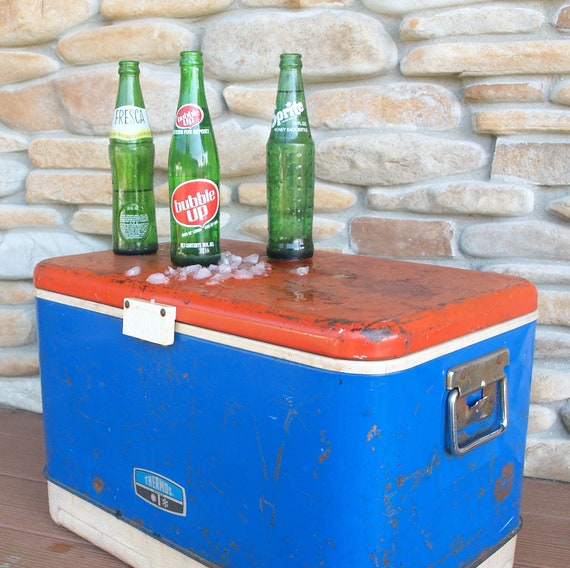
[35,240,537,568]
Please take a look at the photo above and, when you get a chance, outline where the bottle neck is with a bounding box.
[178,64,206,105]
[173,54,211,132]
[115,61,145,109]
[111,62,151,142]
[270,61,311,142]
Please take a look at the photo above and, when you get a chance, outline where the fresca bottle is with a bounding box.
[109,60,158,255]
[266,53,315,260]
[168,51,221,266]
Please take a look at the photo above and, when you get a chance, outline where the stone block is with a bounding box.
[538,289,570,326]
[100,0,234,20]
[473,109,570,135]
[400,6,544,40]
[0,281,35,304]
[531,363,570,403]
[0,52,59,86]
[461,221,570,259]
[0,205,63,230]
[0,128,29,153]
[527,404,558,434]
[29,137,109,170]
[493,139,570,185]
[0,0,97,47]
[363,0,482,16]
[0,82,65,132]
[0,307,35,347]
[0,377,42,413]
[402,40,570,77]
[223,85,276,121]
[534,327,570,359]
[0,231,108,279]
[350,216,454,258]
[464,81,545,103]
[26,170,112,205]
[216,120,267,177]
[316,133,487,186]
[0,158,28,197]
[556,6,570,30]
[525,436,570,482]
[0,347,39,377]
[547,196,570,220]
[57,22,197,64]
[308,84,460,130]
[368,182,533,216]
[202,10,397,82]
[551,80,570,105]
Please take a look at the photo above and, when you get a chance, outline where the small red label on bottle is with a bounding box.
[175,104,204,129]
[171,179,219,227]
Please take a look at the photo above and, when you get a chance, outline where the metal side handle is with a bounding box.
[446,348,509,456]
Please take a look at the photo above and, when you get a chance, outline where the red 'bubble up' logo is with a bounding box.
[171,179,219,227]
[175,104,204,129]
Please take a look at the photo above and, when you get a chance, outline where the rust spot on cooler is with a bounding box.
[93,476,104,493]
[494,462,514,503]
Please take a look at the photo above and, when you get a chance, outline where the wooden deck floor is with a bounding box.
[1,407,568,568]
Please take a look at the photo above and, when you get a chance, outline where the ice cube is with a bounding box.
[146,272,170,284]
[193,267,212,280]
[232,268,254,280]
[291,266,310,276]
[125,266,141,277]
[164,266,179,277]
[243,253,259,264]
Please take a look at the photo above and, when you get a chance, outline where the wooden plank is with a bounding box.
[0,432,46,481]
[0,526,129,568]
[0,407,44,440]
[514,514,570,568]
[520,478,570,520]
[0,474,84,543]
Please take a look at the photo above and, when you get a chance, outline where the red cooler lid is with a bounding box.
[33,239,537,361]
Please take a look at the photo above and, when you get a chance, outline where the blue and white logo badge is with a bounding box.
[134,468,186,516]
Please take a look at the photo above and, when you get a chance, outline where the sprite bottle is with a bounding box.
[109,60,158,255]
[266,53,314,260]
[168,51,221,266]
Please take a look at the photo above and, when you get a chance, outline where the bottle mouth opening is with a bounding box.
[118,60,140,72]
[179,51,203,65]
[280,53,302,67]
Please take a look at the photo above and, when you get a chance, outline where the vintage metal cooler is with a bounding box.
[34,239,537,568]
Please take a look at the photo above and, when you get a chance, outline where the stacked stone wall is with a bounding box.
[0,0,569,481]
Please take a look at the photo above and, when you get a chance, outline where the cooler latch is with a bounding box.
[122,298,176,346]
[446,348,509,456]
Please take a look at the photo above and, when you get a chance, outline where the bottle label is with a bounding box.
[173,103,206,133]
[119,202,151,241]
[111,105,151,141]
[272,101,308,133]
[171,179,219,228]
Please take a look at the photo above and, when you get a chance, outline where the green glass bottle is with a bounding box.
[168,51,221,266]
[266,53,314,260]
[109,60,158,255]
